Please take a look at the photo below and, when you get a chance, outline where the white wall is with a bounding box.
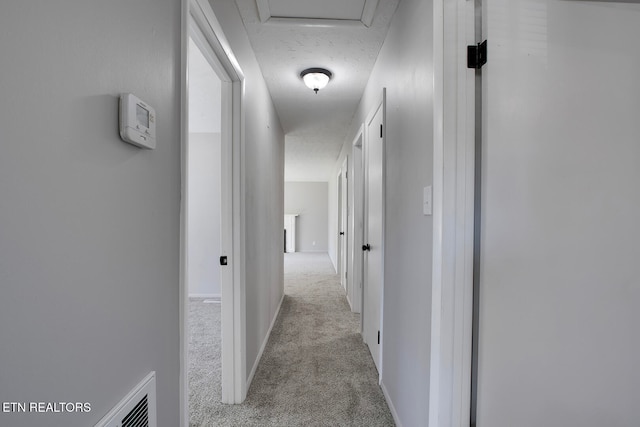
[477,2,640,426]
[366,1,435,420]
[285,182,329,252]
[187,133,221,297]
[330,0,434,424]
[0,1,181,426]
[208,0,285,385]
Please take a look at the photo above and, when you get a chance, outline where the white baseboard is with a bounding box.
[246,293,285,390]
[188,293,221,299]
[381,380,403,427]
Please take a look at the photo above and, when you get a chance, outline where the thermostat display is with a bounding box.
[119,93,156,149]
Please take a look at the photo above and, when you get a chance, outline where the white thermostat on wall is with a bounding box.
[119,93,156,149]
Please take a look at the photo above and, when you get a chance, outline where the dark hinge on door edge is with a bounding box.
[377,330,380,344]
[467,40,487,69]
[380,124,383,138]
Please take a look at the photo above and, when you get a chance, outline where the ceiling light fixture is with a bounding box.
[300,68,332,94]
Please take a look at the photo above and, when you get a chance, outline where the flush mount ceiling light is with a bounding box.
[300,68,332,94]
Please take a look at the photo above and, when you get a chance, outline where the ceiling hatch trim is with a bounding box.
[255,0,379,27]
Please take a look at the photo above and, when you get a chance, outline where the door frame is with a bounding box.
[339,156,349,293]
[351,126,364,315]
[362,89,386,382]
[337,168,343,278]
[428,0,476,426]
[180,0,247,425]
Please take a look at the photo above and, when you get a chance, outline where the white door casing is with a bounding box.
[428,0,476,426]
[351,127,364,315]
[337,171,343,278]
[340,157,349,293]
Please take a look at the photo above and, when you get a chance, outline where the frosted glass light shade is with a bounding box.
[301,68,332,93]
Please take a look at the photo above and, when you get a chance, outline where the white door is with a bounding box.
[476,1,640,426]
[340,157,349,292]
[364,96,385,373]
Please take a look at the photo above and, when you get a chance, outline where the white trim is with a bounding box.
[233,77,248,404]
[179,2,189,424]
[381,380,403,427]
[264,18,365,28]
[336,168,343,287]
[246,294,285,388]
[257,0,378,28]
[361,0,380,27]
[181,1,247,425]
[188,293,222,299]
[351,124,365,317]
[429,0,475,426]
[255,0,270,23]
[429,0,444,422]
[338,157,349,294]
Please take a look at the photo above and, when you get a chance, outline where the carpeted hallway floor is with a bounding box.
[189,252,395,426]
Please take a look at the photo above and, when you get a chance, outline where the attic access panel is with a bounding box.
[256,0,379,27]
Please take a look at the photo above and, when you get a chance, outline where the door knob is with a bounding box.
[362,244,371,251]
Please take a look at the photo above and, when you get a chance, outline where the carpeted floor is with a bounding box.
[189,252,395,426]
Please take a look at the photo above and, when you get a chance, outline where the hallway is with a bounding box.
[190,253,394,426]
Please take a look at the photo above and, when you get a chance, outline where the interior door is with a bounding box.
[340,157,349,292]
[476,1,640,426]
[364,98,384,373]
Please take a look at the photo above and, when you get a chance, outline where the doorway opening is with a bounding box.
[180,0,246,425]
[186,32,224,424]
[337,157,349,295]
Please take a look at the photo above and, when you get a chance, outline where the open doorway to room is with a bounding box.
[337,157,348,295]
[283,180,333,291]
[186,33,225,422]
[181,0,247,423]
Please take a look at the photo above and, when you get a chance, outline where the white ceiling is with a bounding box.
[234,0,399,181]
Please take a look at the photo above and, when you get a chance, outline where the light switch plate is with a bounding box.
[423,186,432,216]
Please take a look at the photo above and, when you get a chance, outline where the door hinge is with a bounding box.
[467,40,487,69]
[220,256,228,266]
[380,124,383,138]
[378,330,380,344]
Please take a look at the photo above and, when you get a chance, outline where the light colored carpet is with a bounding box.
[189,252,395,426]
[189,298,221,422]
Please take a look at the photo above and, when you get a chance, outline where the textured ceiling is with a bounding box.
[234,0,399,181]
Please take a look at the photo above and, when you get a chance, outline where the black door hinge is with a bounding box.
[220,256,228,266]
[380,124,383,138]
[378,330,380,344]
[467,40,487,69]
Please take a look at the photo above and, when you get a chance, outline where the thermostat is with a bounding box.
[119,93,156,149]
